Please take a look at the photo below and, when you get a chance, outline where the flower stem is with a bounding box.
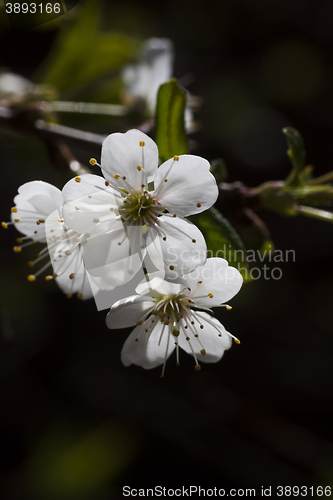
[295,205,333,222]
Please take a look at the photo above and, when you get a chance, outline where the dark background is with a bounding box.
[1,0,333,498]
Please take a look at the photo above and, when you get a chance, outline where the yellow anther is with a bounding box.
[14,218,20,222]
[88,195,92,199]
[152,198,157,202]
[58,218,64,223]
[45,275,53,281]
[200,349,206,355]
[69,273,75,280]
[11,207,17,213]
[234,338,241,345]
[136,320,143,325]
[114,174,120,179]
[89,158,97,165]
[137,165,142,171]
[174,156,179,161]
[53,274,58,279]
[75,206,80,211]
[75,176,81,183]
[13,246,21,253]
[77,293,83,299]
[1,222,8,229]
[16,238,22,243]
[28,261,34,268]
[27,275,36,282]
[208,293,214,298]
[194,364,201,371]
[226,305,232,310]
[139,141,145,147]
[196,203,202,208]
[164,178,168,182]
[67,292,73,299]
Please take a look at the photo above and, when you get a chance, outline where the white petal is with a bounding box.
[106,295,156,329]
[146,215,207,279]
[55,266,93,300]
[62,174,107,203]
[88,269,145,312]
[62,175,121,236]
[12,196,48,241]
[16,181,63,216]
[183,258,243,306]
[153,155,218,217]
[136,276,183,298]
[121,322,175,369]
[83,227,145,286]
[50,238,93,299]
[101,130,158,188]
[177,312,232,363]
[12,181,62,241]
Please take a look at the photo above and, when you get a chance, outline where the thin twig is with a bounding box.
[35,119,106,146]
[45,101,128,116]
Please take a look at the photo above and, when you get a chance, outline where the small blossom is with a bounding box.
[106,258,243,375]
[62,130,219,285]
[122,38,196,132]
[4,181,93,299]
[122,38,174,116]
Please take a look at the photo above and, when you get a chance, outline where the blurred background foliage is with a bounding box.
[1,0,333,498]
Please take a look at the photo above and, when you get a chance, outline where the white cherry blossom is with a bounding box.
[122,38,195,132]
[122,38,174,116]
[106,258,243,375]
[62,129,219,285]
[3,181,93,299]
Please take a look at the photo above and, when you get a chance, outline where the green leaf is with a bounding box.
[155,79,188,162]
[35,1,139,97]
[283,127,306,188]
[190,207,250,281]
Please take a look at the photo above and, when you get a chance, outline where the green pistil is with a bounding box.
[119,192,163,224]
[154,295,188,337]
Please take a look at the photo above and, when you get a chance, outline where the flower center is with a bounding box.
[150,293,190,337]
[119,190,164,225]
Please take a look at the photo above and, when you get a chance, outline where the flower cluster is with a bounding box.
[4,129,243,373]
